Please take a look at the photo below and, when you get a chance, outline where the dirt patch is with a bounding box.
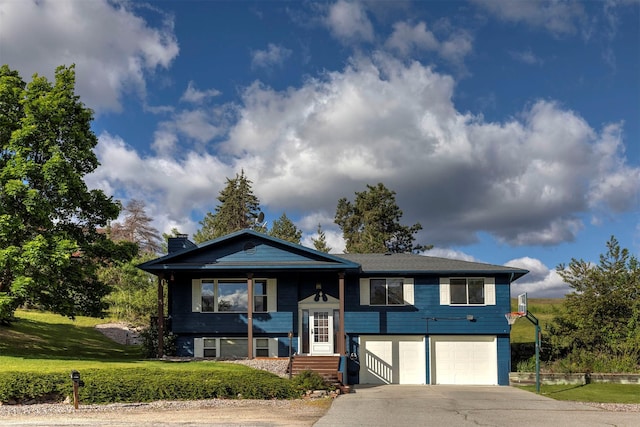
[0,398,333,426]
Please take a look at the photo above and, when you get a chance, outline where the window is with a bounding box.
[203,338,216,357]
[196,279,270,312]
[450,278,485,304]
[220,338,248,358]
[370,278,404,305]
[253,281,268,312]
[255,338,269,357]
[360,278,413,306]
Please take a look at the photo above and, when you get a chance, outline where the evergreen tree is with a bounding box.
[269,213,302,244]
[193,170,262,243]
[335,183,428,253]
[311,224,332,253]
[0,65,132,323]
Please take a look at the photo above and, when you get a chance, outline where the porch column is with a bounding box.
[247,274,254,359]
[157,275,164,358]
[338,272,345,355]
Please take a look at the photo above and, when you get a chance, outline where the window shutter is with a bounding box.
[359,278,370,305]
[485,277,496,305]
[439,278,450,305]
[192,279,201,312]
[403,278,414,305]
[267,279,277,312]
[194,337,204,358]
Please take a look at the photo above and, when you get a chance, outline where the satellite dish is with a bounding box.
[257,212,265,223]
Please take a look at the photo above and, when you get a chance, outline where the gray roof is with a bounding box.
[337,253,528,280]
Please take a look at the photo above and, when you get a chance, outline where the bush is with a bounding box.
[140,321,177,358]
[290,370,335,392]
[0,368,300,404]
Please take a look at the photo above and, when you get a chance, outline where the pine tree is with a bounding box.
[269,213,302,244]
[193,170,262,243]
[311,224,332,253]
[109,199,162,254]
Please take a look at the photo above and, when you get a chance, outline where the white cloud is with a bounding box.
[506,257,569,297]
[471,0,587,37]
[385,22,439,55]
[509,48,544,65]
[324,0,374,44]
[89,52,640,250]
[424,248,478,262]
[251,43,293,69]
[180,81,221,104]
[0,0,179,113]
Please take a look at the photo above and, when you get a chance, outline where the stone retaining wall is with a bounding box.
[510,372,640,385]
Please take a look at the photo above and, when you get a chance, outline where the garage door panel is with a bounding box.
[360,336,425,385]
[431,336,497,385]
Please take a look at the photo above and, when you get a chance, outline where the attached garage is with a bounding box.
[430,335,498,385]
[359,335,426,385]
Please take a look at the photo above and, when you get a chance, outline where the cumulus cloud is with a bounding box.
[324,0,374,44]
[180,81,221,104]
[251,43,293,69]
[90,52,639,251]
[0,0,179,113]
[506,257,569,297]
[471,0,587,37]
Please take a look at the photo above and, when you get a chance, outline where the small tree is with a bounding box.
[193,170,263,243]
[548,236,640,370]
[334,183,428,253]
[311,224,332,253]
[269,213,302,244]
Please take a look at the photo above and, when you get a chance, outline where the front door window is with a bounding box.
[310,310,334,355]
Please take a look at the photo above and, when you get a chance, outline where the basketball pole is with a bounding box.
[525,311,541,394]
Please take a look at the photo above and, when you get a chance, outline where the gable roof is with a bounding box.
[138,229,360,273]
[338,253,528,281]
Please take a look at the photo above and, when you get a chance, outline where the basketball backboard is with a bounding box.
[517,292,527,314]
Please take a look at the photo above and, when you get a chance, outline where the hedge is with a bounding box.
[0,368,301,404]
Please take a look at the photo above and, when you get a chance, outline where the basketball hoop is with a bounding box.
[505,311,525,325]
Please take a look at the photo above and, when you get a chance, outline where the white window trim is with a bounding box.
[193,337,279,358]
[439,277,495,306]
[360,277,414,306]
[192,278,277,313]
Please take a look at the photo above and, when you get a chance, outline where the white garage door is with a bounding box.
[359,335,425,385]
[431,335,497,385]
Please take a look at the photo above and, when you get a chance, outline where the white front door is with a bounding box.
[310,310,334,355]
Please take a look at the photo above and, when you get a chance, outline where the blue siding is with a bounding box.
[497,335,511,385]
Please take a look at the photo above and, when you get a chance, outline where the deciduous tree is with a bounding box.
[548,236,640,369]
[334,183,428,253]
[109,199,162,254]
[0,65,132,323]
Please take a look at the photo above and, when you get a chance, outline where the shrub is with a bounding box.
[290,370,334,392]
[140,322,177,358]
[0,367,300,404]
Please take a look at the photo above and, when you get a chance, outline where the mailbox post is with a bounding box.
[70,370,83,409]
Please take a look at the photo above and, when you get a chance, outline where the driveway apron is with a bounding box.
[313,385,638,427]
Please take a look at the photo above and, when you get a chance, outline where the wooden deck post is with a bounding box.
[338,272,345,354]
[247,274,254,359]
[157,275,164,358]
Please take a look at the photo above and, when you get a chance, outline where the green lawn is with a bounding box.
[517,383,640,404]
[510,298,564,343]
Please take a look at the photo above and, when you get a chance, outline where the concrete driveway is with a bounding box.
[314,385,638,427]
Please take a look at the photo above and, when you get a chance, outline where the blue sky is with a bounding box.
[1,0,638,297]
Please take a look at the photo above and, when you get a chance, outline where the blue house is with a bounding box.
[138,230,527,386]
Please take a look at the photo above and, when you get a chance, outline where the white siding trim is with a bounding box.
[485,277,496,305]
[439,278,450,305]
[193,337,204,358]
[360,278,370,305]
[403,278,414,305]
[266,279,277,312]
[192,279,201,312]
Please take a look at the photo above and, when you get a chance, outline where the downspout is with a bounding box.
[157,274,164,358]
[247,273,254,359]
[338,272,345,355]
